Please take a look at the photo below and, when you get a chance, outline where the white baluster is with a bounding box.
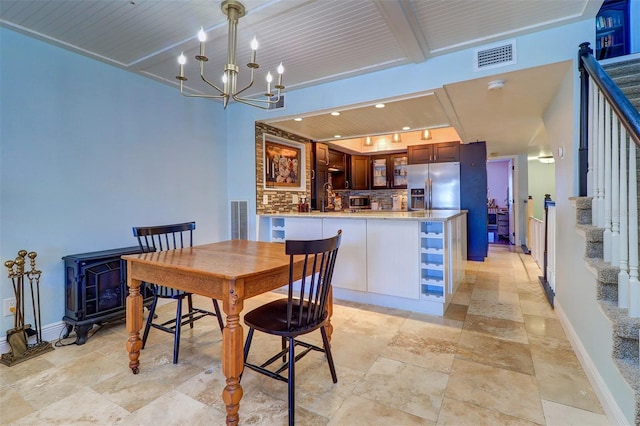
[619,126,629,309]
[628,138,639,317]
[596,90,606,227]
[611,115,620,265]
[603,102,612,262]
[588,79,595,196]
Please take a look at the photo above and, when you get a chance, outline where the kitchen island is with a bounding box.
[257,210,467,316]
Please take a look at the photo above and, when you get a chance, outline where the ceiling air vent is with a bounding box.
[474,40,516,71]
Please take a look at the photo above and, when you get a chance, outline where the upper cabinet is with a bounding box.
[328,149,347,189]
[595,0,630,60]
[350,155,370,190]
[408,141,460,164]
[312,142,329,210]
[371,153,408,189]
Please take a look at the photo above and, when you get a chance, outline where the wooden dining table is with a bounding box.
[122,240,333,426]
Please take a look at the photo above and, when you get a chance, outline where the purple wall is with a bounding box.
[487,161,509,208]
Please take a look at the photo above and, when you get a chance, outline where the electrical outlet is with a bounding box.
[3,297,16,317]
[263,194,268,205]
[292,194,298,204]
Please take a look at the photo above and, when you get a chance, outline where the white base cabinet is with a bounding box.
[367,220,419,299]
[323,219,367,292]
[258,213,466,316]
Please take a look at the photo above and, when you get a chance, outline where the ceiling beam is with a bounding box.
[373,0,430,63]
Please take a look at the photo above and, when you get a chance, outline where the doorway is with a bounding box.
[487,159,516,245]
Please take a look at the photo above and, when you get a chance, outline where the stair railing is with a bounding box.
[579,42,640,316]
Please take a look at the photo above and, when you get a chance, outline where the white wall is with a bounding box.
[527,160,557,219]
[0,28,229,333]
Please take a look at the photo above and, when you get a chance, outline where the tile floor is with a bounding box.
[0,245,611,425]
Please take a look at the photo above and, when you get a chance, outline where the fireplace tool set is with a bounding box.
[2,250,53,366]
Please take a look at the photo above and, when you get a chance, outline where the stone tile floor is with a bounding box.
[0,245,610,425]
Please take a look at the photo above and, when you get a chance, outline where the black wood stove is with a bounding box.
[62,246,151,344]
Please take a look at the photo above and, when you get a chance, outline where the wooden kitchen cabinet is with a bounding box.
[312,142,329,210]
[370,153,408,189]
[329,149,347,189]
[408,141,460,164]
[350,155,370,190]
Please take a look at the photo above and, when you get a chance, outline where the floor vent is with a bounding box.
[474,40,516,71]
[230,200,248,240]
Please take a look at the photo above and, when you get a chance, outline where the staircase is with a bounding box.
[605,58,640,110]
[575,56,640,424]
[575,195,640,424]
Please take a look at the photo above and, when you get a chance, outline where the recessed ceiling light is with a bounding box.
[334,135,341,138]
[331,111,340,116]
[402,126,411,131]
[375,103,385,109]
[294,117,302,122]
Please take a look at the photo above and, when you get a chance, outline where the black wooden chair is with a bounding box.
[242,230,342,426]
[132,221,224,364]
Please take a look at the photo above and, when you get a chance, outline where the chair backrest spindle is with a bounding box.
[285,230,341,331]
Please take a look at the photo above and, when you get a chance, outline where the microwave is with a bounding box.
[349,195,371,209]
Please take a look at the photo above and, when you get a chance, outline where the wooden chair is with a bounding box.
[132,221,224,364]
[242,230,342,426]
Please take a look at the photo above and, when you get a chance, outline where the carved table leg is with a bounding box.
[126,274,143,374]
[222,285,245,425]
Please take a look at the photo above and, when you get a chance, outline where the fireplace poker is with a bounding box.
[27,252,43,343]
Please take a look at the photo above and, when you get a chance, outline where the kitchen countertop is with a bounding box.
[259,209,467,221]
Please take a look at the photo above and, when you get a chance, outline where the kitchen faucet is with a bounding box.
[321,182,332,212]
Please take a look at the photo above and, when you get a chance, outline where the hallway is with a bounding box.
[1,245,610,425]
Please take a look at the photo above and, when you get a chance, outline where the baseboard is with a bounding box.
[0,321,67,355]
[555,300,630,425]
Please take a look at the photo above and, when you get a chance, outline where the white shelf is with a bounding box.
[420,293,444,302]
[421,262,444,271]
[421,247,443,254]
[421,232,443,238]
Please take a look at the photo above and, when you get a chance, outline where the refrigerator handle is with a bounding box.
[429,178,433,209]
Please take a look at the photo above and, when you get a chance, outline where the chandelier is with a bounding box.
[176,0,284,109]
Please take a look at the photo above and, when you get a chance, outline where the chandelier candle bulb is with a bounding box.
[177,52,186,79]
[276,62,284,88]
[198,27,207,57]
[250,37,258,63]
[266,72,273,96]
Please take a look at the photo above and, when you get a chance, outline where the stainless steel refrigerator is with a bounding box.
[406,163,460,210]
